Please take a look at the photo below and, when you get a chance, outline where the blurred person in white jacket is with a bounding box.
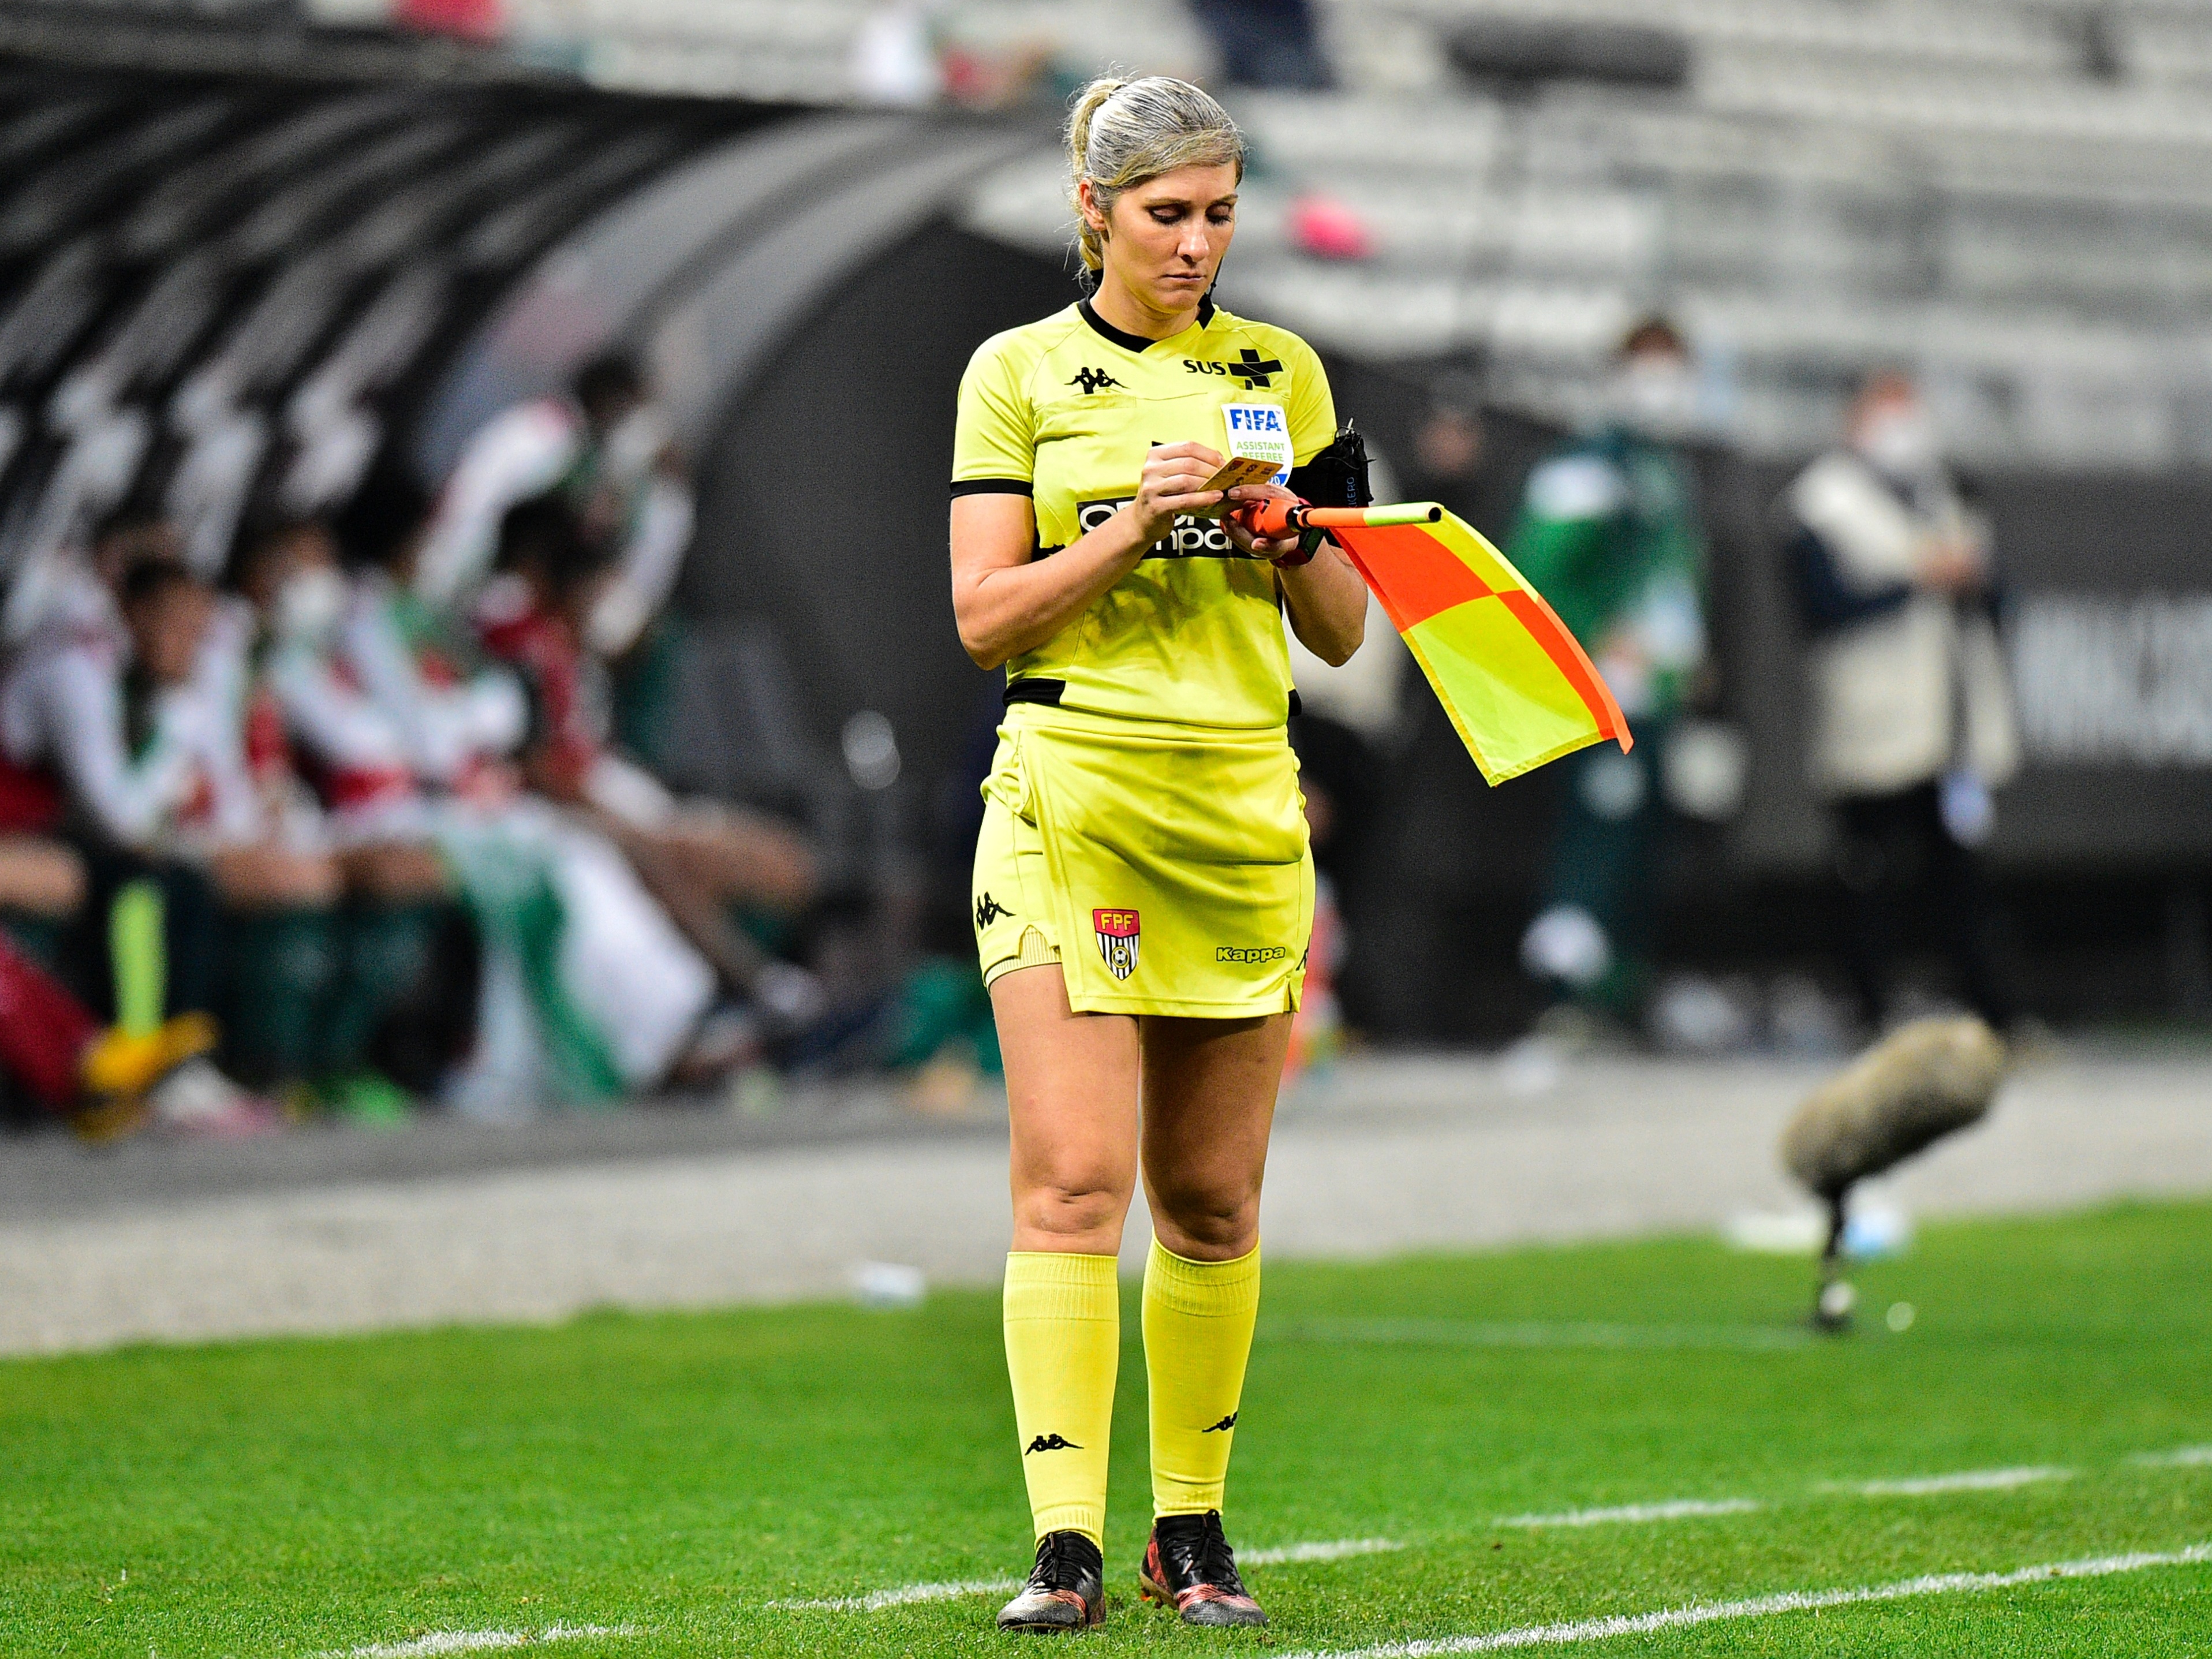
[234,515,746,1107]
[1782,371,2019,1033]
[0,556,335,1130]
[415,354,694,750]
[417,355,691,629]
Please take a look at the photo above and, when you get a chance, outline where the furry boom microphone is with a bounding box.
[1780,1017,2007,1331]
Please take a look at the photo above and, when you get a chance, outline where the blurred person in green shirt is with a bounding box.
[1507,317,1709,1032]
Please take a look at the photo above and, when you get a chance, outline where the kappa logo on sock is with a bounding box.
[1025,1433,1083,1454]
[1200,1412,1239,1433]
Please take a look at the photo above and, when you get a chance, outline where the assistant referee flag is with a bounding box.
[1254,500,1631,784]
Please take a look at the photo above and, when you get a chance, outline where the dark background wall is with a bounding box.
[681,220,1071,801]
[671,236,2212,1037]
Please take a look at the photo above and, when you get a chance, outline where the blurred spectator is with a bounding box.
[854,1,947,106]
[1508,316,1709,1030]
[230,517,470,1114]
[1782,371,2019,1033]
[240,505,751,1109]
[1189,0,1333,88]
[1410,375,1487,492]
[3,503,180,649]
[334,469,529,804]
[416,353,694,763]
[477,495,823,1027]
[0,552,308,1133]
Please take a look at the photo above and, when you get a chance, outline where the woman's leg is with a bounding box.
[1138,1012,1292,1529]
[993,962,1140,1551]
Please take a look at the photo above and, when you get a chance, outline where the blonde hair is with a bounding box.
[1065,75,1245,277]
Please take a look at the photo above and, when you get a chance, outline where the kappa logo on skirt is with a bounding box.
[1093,908,1141,980]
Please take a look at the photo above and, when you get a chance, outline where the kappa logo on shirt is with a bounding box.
[1077,496,1235,559]
[1067,367,1123,395]
[975,891,1011,931]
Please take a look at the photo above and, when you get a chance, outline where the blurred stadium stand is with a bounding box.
[0,0,2206,1044]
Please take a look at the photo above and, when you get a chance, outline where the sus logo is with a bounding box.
[1093,908,1141,980]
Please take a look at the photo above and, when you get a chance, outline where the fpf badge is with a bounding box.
[1093,908,1141,980]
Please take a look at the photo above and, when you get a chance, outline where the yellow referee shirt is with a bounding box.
[951,297,1336,731]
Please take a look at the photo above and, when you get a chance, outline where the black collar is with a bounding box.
[1078,292,1216,353]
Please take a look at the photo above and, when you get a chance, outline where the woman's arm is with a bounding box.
[951,441,1230,670]
[1277,547,1368,667]
[1222,483,1366,667]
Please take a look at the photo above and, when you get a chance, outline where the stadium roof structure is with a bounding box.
[16,0,2212,469]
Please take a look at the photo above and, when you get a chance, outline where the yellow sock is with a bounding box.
[1143,1236,1261,1518]
[1003,1251,1119,1548]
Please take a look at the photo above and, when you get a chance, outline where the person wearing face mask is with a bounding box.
[233,514,753,1110]
[230,518,471,1116]
[1506,316,1710,1033]
[1781,371,2019,1034]
[0,554,339,1133]
[413,353,696,767]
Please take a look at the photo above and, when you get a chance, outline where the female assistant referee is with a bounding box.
[948,76,1368,1633]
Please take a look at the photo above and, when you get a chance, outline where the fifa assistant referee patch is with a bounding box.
[1093,909,1141,980]
[1221,403,1294,485]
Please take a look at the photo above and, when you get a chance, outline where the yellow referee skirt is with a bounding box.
[972,701,1314,1018]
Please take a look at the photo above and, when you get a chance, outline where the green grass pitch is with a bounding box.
[5,1201,2209,1657]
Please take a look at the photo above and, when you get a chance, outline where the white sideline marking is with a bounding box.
[339,1627,630,1657]
[767,1538,1405,1611]
[1499,1499,1760,1529]
[1272,1541,2212,1657]
[1246,1538,1406,1565]
[1841,1466,2072,1497]
[766,1577,1021,1612]
[2133,1445,2212,1468]
[1272,1318,1810,1354]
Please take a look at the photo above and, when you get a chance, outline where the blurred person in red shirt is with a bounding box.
[477,494,821,1026]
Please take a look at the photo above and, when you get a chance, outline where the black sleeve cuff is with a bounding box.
[950,478,1033,498]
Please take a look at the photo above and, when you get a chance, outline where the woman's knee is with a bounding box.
[1013,1163,1134,1243]
[1148,1172,1261,1254]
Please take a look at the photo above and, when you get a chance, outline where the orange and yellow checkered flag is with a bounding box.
[1244,500,1631,784]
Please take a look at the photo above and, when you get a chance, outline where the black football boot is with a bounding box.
[996,1530,1106,1633]
[1139,1510,1266,1627]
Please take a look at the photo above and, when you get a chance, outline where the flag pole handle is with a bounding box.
[1228,499,1444,539]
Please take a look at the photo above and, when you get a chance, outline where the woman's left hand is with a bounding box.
[1222,482,1303,561]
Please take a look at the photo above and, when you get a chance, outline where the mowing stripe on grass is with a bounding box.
[1499,1499,1761,1529]
[1246,1538,1406,1564]
[1273,1541,2212,1657]
[1840,1466,2072,1496]
[765,1540,1404,1611]
[338,1627,631,1657]
[1274,1318,1804,1354]
[2133,1445,2212,1468]
[765,1578,1021,1612]
[1268,1319,1811,1354]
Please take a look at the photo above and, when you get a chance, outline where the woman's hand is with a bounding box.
[1221,481,1303,561]
[1130,442,1227,544]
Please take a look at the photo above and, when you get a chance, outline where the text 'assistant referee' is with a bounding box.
[1222,403,1293,486]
